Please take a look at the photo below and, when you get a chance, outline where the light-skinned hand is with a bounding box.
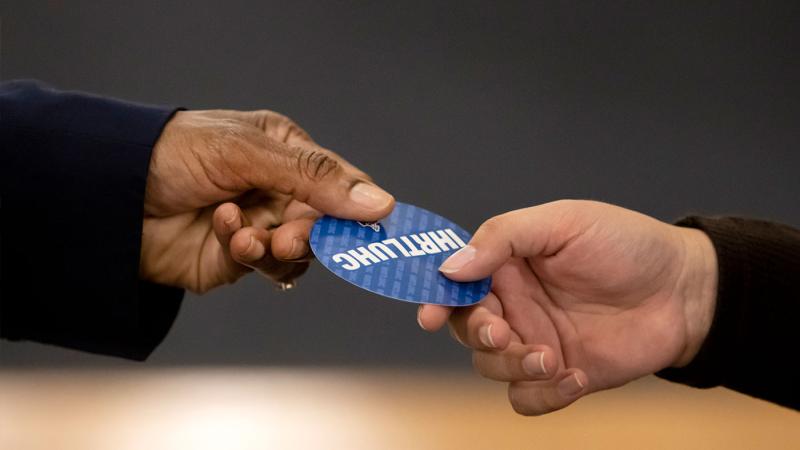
[418,200,717,415]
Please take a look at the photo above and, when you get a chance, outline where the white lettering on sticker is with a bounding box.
[333,253,360,270]
[428,229,462,251]
[367,242,397,261]
[331,228,468,270]
[399,236,426,257]
[348,247,381,266]
[411,233,441,254]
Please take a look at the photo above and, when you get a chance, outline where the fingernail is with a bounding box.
[244,236,256,254]
[448,325,467,347]
[289,238,302,258]
[224,209,238,226]
[522,352,548,376]
[242,236,264,260]
[439,246,476,273]
[349,182,393,211]
[417,306,428,331]
[479,323,495,348]
[557,373,585,397]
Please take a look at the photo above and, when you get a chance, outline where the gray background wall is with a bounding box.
[1,1,798,367]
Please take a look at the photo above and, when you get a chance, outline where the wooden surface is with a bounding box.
[1,369,797,450]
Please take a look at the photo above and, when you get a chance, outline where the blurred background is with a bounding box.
[1,1,798,449]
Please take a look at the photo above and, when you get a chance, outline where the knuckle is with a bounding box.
[208,120,248,154]
[284,122,312,142]
[548,198,579,209]
[257,110,313,143]
[471,352,496,379]
[250,109,288,127]
[262,110,291,122]
[479,215,505,236]
[547,199,582,220]
[293,147,340,182]
[196,122,252,190]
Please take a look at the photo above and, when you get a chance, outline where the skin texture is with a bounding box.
[418,200,718,416]
[139,109,395,293]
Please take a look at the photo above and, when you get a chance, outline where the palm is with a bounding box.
[492,211,688,392]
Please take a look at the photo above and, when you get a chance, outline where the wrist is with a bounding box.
[671,227,718,367]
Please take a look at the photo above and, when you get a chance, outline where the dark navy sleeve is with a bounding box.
[0,80,184,360]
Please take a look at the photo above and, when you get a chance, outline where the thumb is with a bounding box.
[246,138,395,221]
[438,200,582,282]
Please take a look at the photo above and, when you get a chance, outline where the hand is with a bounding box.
[139,109,395,293]
[418,200,717,415]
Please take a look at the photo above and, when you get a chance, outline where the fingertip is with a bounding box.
[347,182,395,219]
[229,230,250,255]
[506,366,588,416]
[476,318,511,350]
[242,236,263,261]
[272,234,309,261]
[488,319,511,350]
[270,220,314,261]
[373,190,396,219]
[557,369,588,399]
[416,305,428,331]
[574,370,588,391]
[438,243,506,282]
[214,202,241,233]
[542,349,559,377]
[521,346,557,379]
[417,304,452,332]
[451,304,510,351]
[438,246,477,279]
[231,228,267,262]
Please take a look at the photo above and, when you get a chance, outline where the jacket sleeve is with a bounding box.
[656,216,800,410]
[0,80,184,361]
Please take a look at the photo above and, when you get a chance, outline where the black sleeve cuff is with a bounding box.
[656,216,800,410]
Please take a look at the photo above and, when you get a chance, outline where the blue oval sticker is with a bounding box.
[309,202,491,306]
